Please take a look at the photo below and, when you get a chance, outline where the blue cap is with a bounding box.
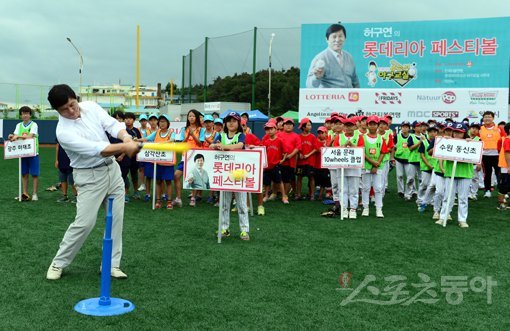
[445,122,455,129]
[139,114,148,121]
[149,113,158,120]
[158,114,170,122]
[214,118,223,125]
[453,123,467,132]
[203,115,214,122]
[401,121,411,127]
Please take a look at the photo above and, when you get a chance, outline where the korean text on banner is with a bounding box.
[321,147,365,169]
[183,148,263,193]
[432,138,483,163]
[4,138,36,159]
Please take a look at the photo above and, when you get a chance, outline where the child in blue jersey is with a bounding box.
[8,106,40,201]
[209,112,250,241]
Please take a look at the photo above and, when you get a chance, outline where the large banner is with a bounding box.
[300,17,510,123]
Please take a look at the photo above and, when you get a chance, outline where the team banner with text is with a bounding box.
[300,17,510,123]
[183,149,263,193]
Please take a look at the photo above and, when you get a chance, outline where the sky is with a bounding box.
[1,0,509,89]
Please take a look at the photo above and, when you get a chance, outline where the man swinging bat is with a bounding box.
[46,84,142,280]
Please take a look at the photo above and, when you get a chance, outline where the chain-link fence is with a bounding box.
[181,27,301,109]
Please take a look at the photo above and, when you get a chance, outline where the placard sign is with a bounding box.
[321,147,365,169]
[4,138,36,159]
[136,148,176,163]
[183,148,263,193]
[432,137,483,163]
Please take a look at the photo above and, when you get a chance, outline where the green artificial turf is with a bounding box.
[0,147,509,329]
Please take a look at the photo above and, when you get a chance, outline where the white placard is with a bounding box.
[183,148,263,193]
[4,138,36,159]
[321,147,365,169]
[248,146,267,168]
[432,137,483,164]
[136,149,176,163]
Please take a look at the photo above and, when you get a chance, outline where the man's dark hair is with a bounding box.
[504,123,510,135]
[194,153,204,162]
[483,111,495,118]
[19,106,33,116]
[124,112,136,120]
[47,84,77,110]
[112,110,125,120]
[326,23,347,39]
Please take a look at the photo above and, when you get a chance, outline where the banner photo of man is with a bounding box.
[299,17,510,123]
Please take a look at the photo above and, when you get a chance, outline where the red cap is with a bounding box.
[283,118,294,124]
[317,126,327,133]
[343,117,357,125]
[324,117,332,123]
[264,122,277,129]
[331,112,340,117]
[331,116,342,123]
[267,118,276,124]
[379,116,389,124]
[366,115,379,124]
[299,117,311,129]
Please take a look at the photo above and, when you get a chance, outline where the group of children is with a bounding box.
[10,105,510,240]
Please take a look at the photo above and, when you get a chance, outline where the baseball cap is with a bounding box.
[224,111,241,122]
[453,123,467,132]
[149,113,158,120]
[267,118,277,124]
[139,114,148,121]
[299,117,311,129]
[427,125,439,132]
[343,117,357,126]
[401,121,411,127]
[331,116,342,123]
[264,122,277,129]
[445,122,455,130]
[214,118,223,125]
[331,112,340,118]
[317,126,327,133]
[412,120,421,127]
[283,118,295,124]
[158,114,170,122]
[469,122,481,128]
[366,115,379,124]
[359,115,368,121]
[378,116,389,124]
[203,114,214,122]
[324,117,332,123]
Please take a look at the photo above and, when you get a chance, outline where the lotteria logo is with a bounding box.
[348,92,359,102]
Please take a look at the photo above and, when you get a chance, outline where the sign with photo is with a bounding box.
[183,148,263,193]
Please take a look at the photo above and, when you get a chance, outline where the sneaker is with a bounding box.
[57,196,69,203]
[144,194,151,202]
[447,214,452,221]
[362,208,369,217]
[484,190,491,198]
[341,209,349,219]
[138,184,146,192]
[458,222,469,228]
[70,196,77,204]
[496,204,507,211]
[216,229,230,238]
[435,219,445,225]
[189,197,196,207]
[172,198,182,208]
[349,209,357,219]
[267,193,277,201]
[468,195,478,201]
[124,196,130,203]
[110,267,128,279]
[31,194,38,201]
[282,196,289,204]
[432,212,440,220]
[162,194,168,201]
[155,200,162,209]
[213,202,219,207]
[132,192,141,200]
[45,185,58,192]
[231,207,237,212]
[46,264,63,280]
[257,205,265,216]
[418,204,426,213]
[376,208,384,218]
[240,231,250,241]
[166,201,173,210]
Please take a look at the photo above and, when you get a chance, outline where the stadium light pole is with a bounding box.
[66,37,84,99]
[268,33,275,118]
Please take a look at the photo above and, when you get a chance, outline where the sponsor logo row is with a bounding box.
[303,90,501,105]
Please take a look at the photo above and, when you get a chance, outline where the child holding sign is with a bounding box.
[210,112,250,241]
[8,106,39,201]
[436,123,473,228]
